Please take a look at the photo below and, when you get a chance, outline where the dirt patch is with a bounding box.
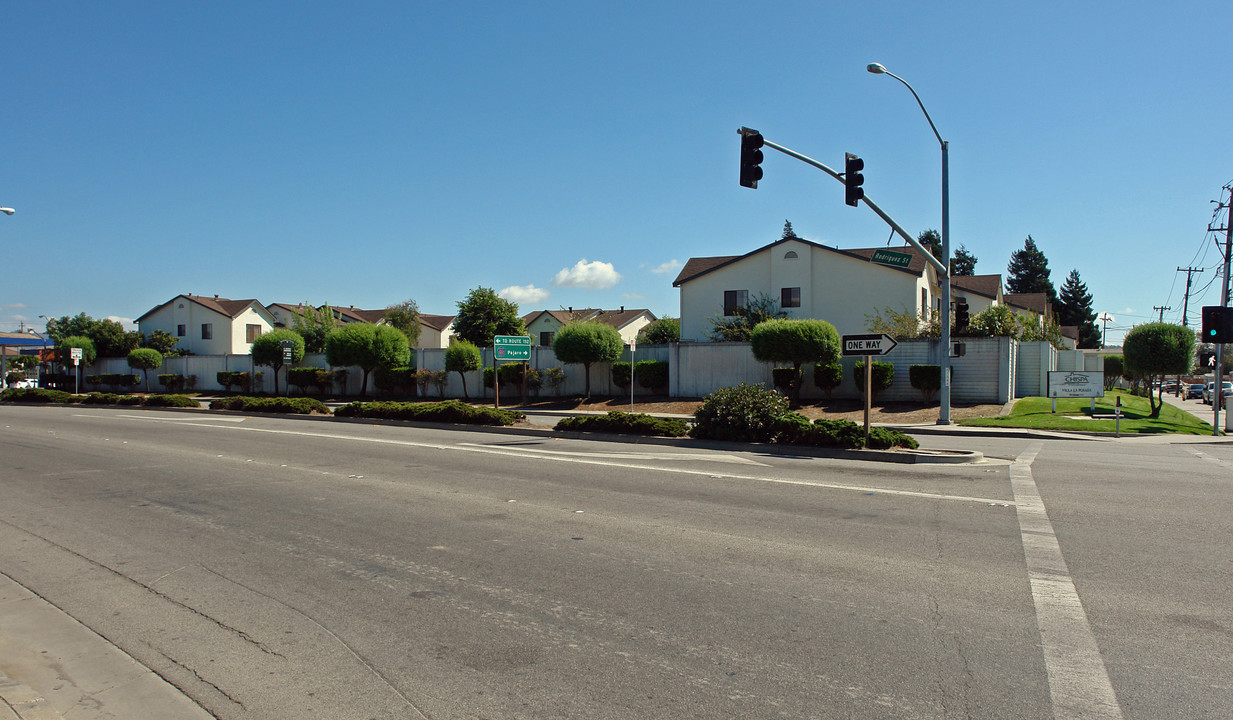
[500,396,1006,425]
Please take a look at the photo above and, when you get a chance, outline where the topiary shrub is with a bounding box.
[908,365,941,402]
[611,361,632,390]
[772,367,799,394]
[853,360,895,400]
[544,367,566,397]
[635,360,668,393]
[690,383,790,443]
[554,411,689,437]
[373,366,417,397]
[288,367,323,395]
[813,361,843,399]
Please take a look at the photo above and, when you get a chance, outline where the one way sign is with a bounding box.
[841,333,898,356]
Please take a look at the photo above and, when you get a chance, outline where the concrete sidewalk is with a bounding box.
[0,573,212,720]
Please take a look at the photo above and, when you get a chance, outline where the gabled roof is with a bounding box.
[951,274,1002,300]
[522,308,654,330]
[1004,292,1053,317]
[330,306,386,324]
[673,237,931,287]
[420,314,455,332]
[136,294,265,323]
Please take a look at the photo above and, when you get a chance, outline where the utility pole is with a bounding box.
[1098,313,1113,348]
[1210,184,1232,435]
[1154,306,1171,323]
[1177,267,1204,327]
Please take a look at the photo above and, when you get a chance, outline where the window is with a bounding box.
[783,251,798,259]
[723,290,748,316]
[176,324,186,337]
[781,287,801,308]
[201,323,213,340]
[540,332,554,346]
[246,324,262,343]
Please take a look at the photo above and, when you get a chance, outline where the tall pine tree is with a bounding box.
[951,244,978,276]
[1056,269,1101,348]
[1006,236,1057,306]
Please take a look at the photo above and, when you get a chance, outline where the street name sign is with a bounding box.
[493,335,531,361]
[869,248,913,269]
[842,334,898,356]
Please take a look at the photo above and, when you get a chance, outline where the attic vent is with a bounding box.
[178,303,184,308]
[784,251,799,259]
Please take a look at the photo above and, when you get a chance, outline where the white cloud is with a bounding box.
[498,284,550,305]
[106,315,138,330]
[552,259,622,290]
[646,259,682,275]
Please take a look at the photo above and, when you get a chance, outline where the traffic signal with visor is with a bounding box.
[844,153,865,207]
[1201,306,1233,343]
[739,127,764,189]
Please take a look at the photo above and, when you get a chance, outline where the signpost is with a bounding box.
[281,340,295,396]
[841,334,898,444]
[492,336,531,408]
[70,347,83,394]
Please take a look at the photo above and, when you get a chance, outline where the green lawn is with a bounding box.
[959,390,1218,435]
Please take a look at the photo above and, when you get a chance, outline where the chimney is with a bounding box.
[568,306,572,313]
[214,294,219,300]
[620,306,624,313]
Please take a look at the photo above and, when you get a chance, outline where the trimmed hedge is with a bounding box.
[908,365,941,402]
[333,399,523,426]
[554,411,689,437]
[0,388,200,408]
[813,361,843,399]
[157,374,197,393]
[635,360,668,392]
[1,387,77,403]
[210,396,330,414]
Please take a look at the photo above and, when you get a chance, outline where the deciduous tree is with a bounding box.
[126,348,164,393]
[1123,323,1194,417]
[252,329,306,395]
[454,287,525,348]
[750,318,840,407]
[325,323,410,397]
[553,321,623,398]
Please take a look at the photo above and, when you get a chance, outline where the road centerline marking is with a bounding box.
[1011,442,1122,719]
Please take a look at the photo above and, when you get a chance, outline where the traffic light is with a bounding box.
[844,153,864,207]
[738,127,764,189]
[1201,306,1233,343]
[955,299,970,333]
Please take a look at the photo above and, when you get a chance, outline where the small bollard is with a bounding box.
[1115,395,1122,438]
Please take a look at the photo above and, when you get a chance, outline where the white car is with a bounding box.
[1203,381,1233,405]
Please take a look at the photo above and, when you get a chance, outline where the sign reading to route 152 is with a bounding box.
[493,335,531,361]
[841,333,898,356]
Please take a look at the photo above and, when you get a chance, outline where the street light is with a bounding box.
[0,208,14,216]
[867,62,953,425]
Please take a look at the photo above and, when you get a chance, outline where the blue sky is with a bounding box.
[2,1,1231,346]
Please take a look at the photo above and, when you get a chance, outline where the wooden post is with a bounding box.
[864,360,872,445]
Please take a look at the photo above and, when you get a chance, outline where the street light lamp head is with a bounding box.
[866,63,887,75]
[0,208,14,216]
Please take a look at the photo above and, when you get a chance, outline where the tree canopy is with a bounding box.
[1006,236,1058,306]
[383,299,422,346]
[126,348,164,392]
[552,321,624,397]
[444,341,482,400]
[251,329,306,395]
[636,317,680,345]
[46,313,140,358]
[749,318,840,406]
[290,303,338,353]
[1056,269,1101,349]
[1123,322,1194,417]
[951,244,978,276]
[918,229,943,264]
[325,323,410,397]
[453,287,526,348]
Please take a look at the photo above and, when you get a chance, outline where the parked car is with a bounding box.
[1202,381,1233,405]
[1187,383,1206,399]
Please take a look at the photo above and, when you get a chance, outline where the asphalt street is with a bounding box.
[0,405,1230,719]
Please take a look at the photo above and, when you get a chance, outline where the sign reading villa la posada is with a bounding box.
[1047,371,1105,398]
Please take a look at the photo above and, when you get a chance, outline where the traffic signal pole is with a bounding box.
[747,133,954,424]
[1215,186,1232,435]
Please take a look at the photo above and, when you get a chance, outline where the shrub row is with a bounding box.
[554,411,689,437]
[288,367,350,395]
[689,383,918,450]
[0,387,198,408]
[216,371,263,393]
[333,399,524,426]
[85,373,140,388]
[209,396,330,414]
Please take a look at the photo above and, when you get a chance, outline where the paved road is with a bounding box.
[1,405,1230,718]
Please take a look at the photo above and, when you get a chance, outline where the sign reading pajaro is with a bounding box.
[493,335,531,361]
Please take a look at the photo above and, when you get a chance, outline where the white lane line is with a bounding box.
[75,413,249,423]
[456,443,770,466]
[1011,442,1122,719]
[79,414,1011,506]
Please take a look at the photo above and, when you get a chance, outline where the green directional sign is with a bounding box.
[870,248,913,269]
[493,335,531,361]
